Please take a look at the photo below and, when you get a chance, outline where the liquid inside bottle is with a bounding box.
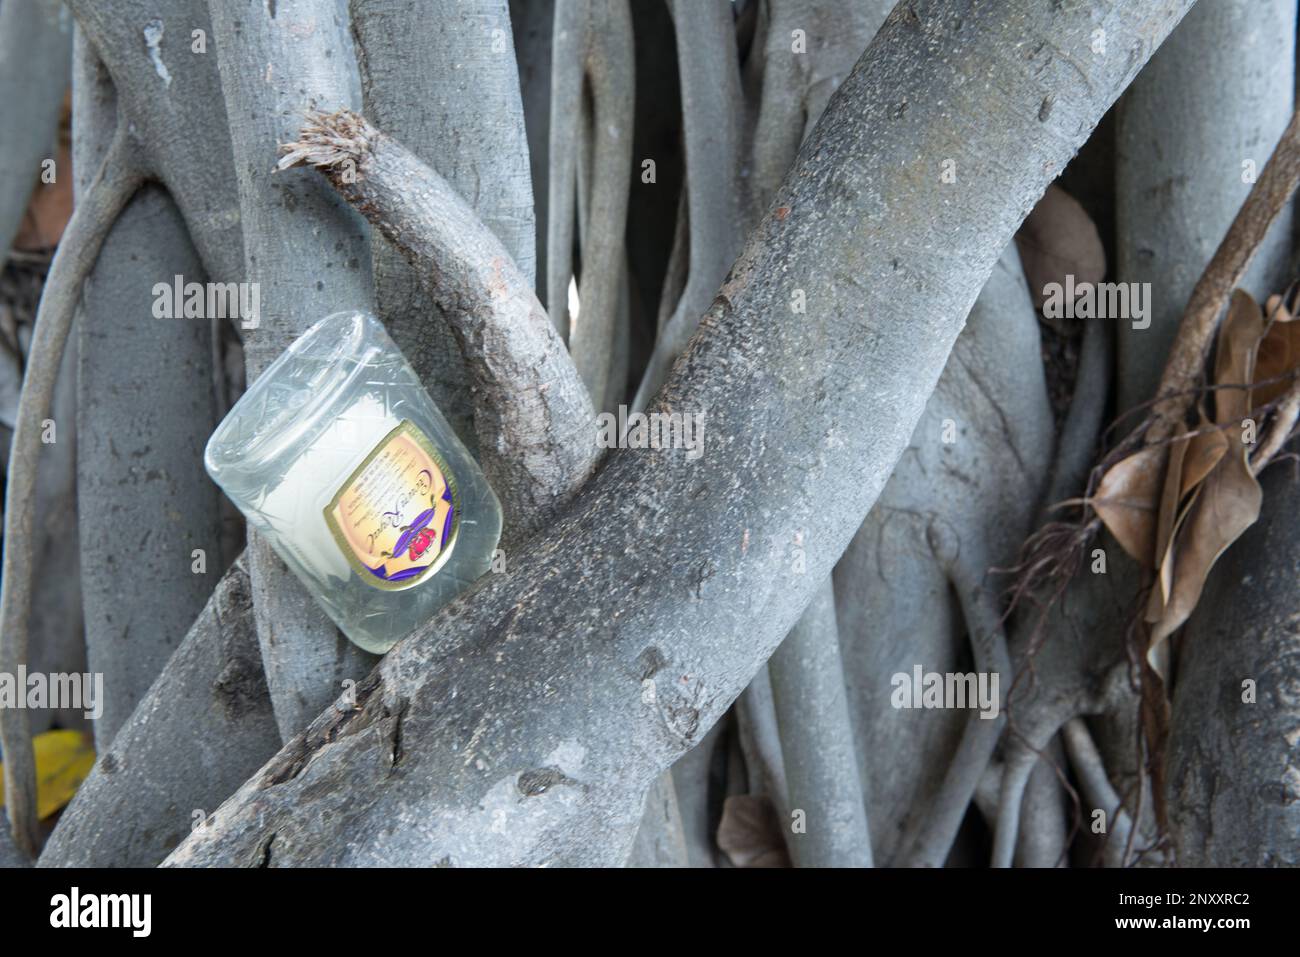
[205,311,503,654]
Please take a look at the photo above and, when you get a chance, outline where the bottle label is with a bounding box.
[323,419,460,590]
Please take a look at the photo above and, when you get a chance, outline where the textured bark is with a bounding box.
[547,0,633,409]
[839,242,1054,865]
[76,186,223,748]
[280,110,596,542]
[1167,466,1300,866]
[352,0,536,451]
[67,0,243,281]
[632,0,744,410]
[770,579,872,866]
[624,770,689,867]
[207,0,377,741]
[161,0,1193,868]
[39,557,281,867]
[0,125,144,856]
[0,0,72,258]
[1117,0,1296,413]
[510,0,554,305]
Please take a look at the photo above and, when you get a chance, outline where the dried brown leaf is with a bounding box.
[1252,296,1300,409]
[1148,436,1262,663]
[1149,432,1189,611]
[1180,423,1229,497]
[1214,290,1265,426]
[716,795,790,868]
[1014,184,1107,309]
[1091,446,1166,565]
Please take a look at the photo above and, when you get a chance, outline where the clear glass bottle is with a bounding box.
[205,311,502,654]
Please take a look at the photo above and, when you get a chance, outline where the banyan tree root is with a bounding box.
[278,108,599,542]
[0,125,144,856]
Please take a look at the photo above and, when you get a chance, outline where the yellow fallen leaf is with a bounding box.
[0,729,95,820]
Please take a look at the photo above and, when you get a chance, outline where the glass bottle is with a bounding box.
[205,311,502,654]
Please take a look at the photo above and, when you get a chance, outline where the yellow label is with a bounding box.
[324,420,459,590]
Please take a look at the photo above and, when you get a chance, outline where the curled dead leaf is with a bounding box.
[1091,446,1165,565]
[1214,290,1265,426]
[1014,184,1107,310]
[1147,431,1262,669]
[1252,294,1300,409]
[716,794,790,868]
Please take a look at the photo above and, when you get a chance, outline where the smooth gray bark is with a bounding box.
[67,0,243,281]
[352,0,536,451]
[39,557,281,867]
[1,1,81,746]
[632,0,744,410]
[162,0,1193,868]
[76,185,222,749]
[0,122,143,856]
[770,578,872,866]
[624,770,689,867]
[207,0,377,741]
[547,0,633,407]
[840,242,1054,864]
[1116,0,1295,412]
[510,0,554,303]
[72,34,221,749]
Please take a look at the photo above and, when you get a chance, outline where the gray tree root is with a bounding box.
[77,185,223,750]
[632,0,744,411]
[1062,716,1136,867]
[624,770,689,867]
[38,557,281,867]
[0,0,72,258]
[351,0,536,450]
[770,578,872,867]
[1016,736,1068,867]
[2,3,82,747]
[546,0,633,409]
[161,0,1193,868]
[727,1,890,870]
[832,242,1053,866]
[280,109,597,542]
[67,0,243,282]
[1167,465,1300,866]
[71,33,222,750]
[0,125,143,857]
[1117,0,1296,414]
[1097,0,1297,837]
[510,0,555,304]
[207,0,377,742]
[744,0,890,219]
